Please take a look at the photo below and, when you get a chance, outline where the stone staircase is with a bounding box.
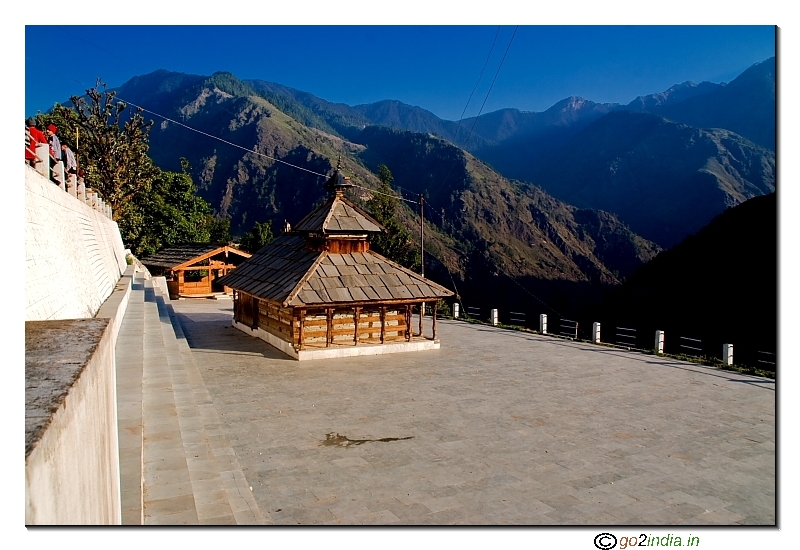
[115,273,266,525]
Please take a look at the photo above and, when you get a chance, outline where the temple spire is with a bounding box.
[325,159,353,197]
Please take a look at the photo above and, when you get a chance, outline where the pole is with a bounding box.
[419,194,425,278]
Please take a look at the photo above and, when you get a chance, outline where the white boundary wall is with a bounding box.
[25,317,122,525]
[25,166,127,321]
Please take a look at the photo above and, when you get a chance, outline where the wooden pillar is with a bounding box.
[432,301,438,340]
[353,307,361,346]
[252,298,260,330]
[380,307,387,343]
[178,270,184,295]
[298,309,306,350]
[405,305,412,341]
[418,302,424,337]
[326,308,333,347]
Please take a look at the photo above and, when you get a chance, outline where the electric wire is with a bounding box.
[68,31,569,327]
[437,26,519,198]
[449,26,501,148]
[463,26,518,147]
[420,26,574,327]
[112,96,424,205]
[116,97,330,179]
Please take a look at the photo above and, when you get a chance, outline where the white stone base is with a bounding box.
[232,320,440,361]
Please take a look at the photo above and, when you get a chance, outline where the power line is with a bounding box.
[464,26,519,145]
[349,181,418,205]
[437,26,519,196]
[116,96,330,179]
[449,26,502,148]
[111,96,422,205]
[105,35,556,317]
[67,32,567,320]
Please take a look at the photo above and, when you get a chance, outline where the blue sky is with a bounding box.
[25,25,774,121]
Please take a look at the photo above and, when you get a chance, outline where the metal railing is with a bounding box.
[508,311,526,326]
[559,318,578,340]
[616,326,637,348]
[679,336,703,356]
[465,306,482,321]
[448,306,775,373]
[757,350,776,368]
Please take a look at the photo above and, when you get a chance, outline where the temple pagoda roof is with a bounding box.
[217,235,452,308]
[293,194,384,234]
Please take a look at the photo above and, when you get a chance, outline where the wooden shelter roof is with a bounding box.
[141,244,251,269]
[293,195,384,234]
[217,235,453,307]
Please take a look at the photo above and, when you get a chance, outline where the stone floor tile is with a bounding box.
[134,300,776,526]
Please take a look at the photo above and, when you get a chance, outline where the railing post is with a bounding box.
[592,322,601,343]
[723,343,733,365]
[35,144,49,178]
[77,180,86,201]
[655,330,665,354]
[453,303,459,319]
[66,174,77,197]
[539,314,547,334]
[53,161,65,190]
[490,308,498,326]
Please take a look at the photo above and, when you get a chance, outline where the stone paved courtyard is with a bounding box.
[170,298,775,525]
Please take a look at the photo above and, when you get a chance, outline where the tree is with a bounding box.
[239,220,274,253]
[367,165,420,271]
[35,81,226,258]
[131,159,215,256]
[208,217,232,244]
[40,80,159,217]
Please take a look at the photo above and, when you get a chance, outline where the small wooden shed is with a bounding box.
[141,244,252,299]
[216,170,454,360]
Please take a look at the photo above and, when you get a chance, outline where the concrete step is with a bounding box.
[161,297,266,524]
[114,271,145,525]
[117,275,265,525]
[140,279,199,525]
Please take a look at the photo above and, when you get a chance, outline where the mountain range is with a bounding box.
[235,57,775,249]
[102,57,775,318]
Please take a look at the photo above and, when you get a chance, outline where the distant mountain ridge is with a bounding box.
[103,69,669,317]
[226,58,775,249]
[530,110,775,247]
[653,56,775,150]
[87,57,774,314]
[626,80,723,111]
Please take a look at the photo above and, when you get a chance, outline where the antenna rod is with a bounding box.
[419,194,425,278]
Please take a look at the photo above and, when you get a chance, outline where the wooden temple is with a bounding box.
[141,244,252,299]
[216,169,454,360]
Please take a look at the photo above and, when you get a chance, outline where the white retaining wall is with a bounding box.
[25,165,127,321]
[25,317,122,525]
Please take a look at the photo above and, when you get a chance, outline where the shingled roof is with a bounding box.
[141,244,222,269]
[141,244,251,269]
[294,195,384,234]
[217,235,452,307]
